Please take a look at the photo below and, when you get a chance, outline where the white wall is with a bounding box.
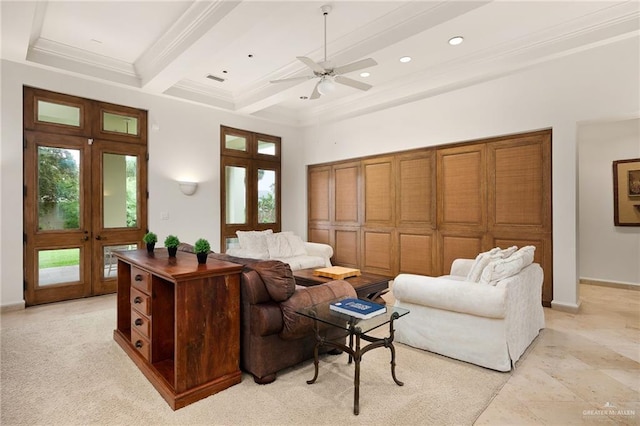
[578,118,640,285]
[0,59,303,308]
[300,37,640,309]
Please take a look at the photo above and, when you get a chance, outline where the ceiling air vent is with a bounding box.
[206,74,225,83]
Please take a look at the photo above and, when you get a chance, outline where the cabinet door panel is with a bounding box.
[440,233,483,275]
[334,163,359,223]
[398,153,435,227]
[309,227,331,245]
[489,134,551,232]
[334,229,359,267]
[308,166,331,223]
[364,157,394,225]
[438,145,485,227]
[362,230,393,274]
[399,231,434,275]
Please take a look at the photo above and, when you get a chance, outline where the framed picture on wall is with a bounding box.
[613,158,640,226]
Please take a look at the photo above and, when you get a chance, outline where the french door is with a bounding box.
[220,126,281,251]
[23,87,147,305]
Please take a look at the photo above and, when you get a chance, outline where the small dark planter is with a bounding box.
[167,246,178,257]
[146,243,155,253]
[196,252,208,264]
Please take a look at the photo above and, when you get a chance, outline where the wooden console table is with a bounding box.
[113,249,243,410]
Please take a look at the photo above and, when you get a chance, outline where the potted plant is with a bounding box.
[194,238,211,264]
[164,235,180,257]
[143,232,157,253]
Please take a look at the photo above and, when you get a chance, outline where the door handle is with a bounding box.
[81,236,89,241]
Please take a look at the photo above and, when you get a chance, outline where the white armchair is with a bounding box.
[392,254,545,372]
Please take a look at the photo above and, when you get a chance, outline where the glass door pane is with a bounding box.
[258,169,276,224]
[226,165,247,224]
[103,154,138,228]
[38,147,81,230]
[38,248,80,286]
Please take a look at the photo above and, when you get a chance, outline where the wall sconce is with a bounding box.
[178,181,198,196]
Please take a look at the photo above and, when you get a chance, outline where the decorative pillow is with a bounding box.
[251,260,296,302]
[480,245,536,286]
[466,248,502,282]
[236,230,272,259]
[500,245,518,258]
[283,232,307,257]
[265,233,294,258]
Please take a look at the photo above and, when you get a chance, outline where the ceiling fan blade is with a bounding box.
[310,81,321,99]
[270,76,314,83]
[297,56,326,74]
[333,58,378,75]
[334,75,373,91]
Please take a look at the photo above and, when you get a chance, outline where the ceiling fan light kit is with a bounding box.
[270,4,377,100]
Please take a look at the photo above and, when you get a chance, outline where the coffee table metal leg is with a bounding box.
[307,323,321,385]
[353,333,361,415]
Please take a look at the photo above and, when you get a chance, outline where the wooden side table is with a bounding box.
[113,249,243,410]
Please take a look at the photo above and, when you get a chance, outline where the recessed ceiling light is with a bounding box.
[360,72,370,78]
[449,36,464,46]
[399,56,412,63]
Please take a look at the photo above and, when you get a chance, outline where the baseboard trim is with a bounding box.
[551,300,581,314]
[580,278,640,291]
[1,301,26,312]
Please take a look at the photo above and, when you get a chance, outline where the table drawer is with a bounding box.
[131,309,150,339]
[130,287,151,316]
[131,328,150,361]
[131,266,151,293]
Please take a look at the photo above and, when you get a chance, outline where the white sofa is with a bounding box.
[225,230,333,271]
[392,252,545,372]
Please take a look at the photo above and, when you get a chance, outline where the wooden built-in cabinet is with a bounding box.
[308,130,553,306]
[113,249,243,409]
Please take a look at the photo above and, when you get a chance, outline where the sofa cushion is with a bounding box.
[236,230,273,259]
[279,280,356,340]
[480,246,535,286]
[283,232,307,257]
[252,260,296,302]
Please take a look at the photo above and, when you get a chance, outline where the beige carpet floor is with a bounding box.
[1,305,510,425]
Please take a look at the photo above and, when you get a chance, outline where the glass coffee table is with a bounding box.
[296,299,409,415]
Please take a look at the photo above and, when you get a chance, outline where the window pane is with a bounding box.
[258,169,276,224]
[38,248,80,286]
[225,134,247,151]
[38,147,81,230]
[103,112,138,136]
[37,100,80,127]
[104,154,138,228]
[226,166,247,224]
[258,140,276,156]
[103,244,137,278]
[225,237,239,251]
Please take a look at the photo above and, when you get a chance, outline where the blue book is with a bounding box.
[329,298,386,319]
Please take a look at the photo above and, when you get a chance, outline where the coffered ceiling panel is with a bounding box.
[2,0,638,126]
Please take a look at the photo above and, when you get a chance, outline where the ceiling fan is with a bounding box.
[270,5,377,99]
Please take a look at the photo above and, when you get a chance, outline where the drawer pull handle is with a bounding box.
[134,318,143,326]
[135,340,143,349]
[134,296,142,304]
[134,275,143,281]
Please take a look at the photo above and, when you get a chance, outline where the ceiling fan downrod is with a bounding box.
[321,5,331,64]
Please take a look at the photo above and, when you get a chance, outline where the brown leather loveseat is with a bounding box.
[178,244,356,384]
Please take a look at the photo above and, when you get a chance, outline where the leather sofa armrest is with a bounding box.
[304,242,333,267]
[279,280,356,340]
